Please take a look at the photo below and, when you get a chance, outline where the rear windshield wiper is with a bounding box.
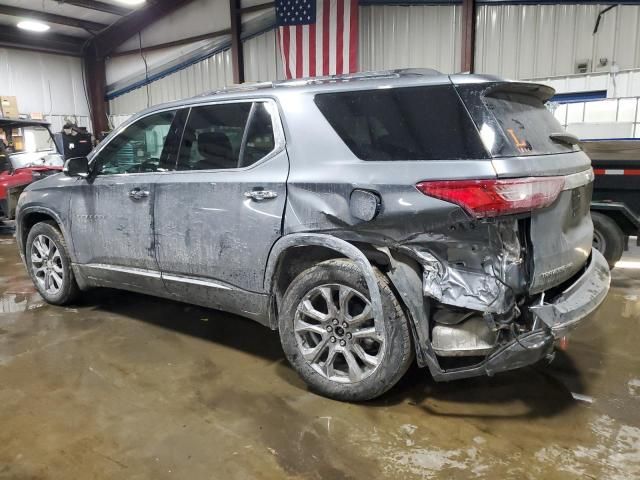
[549,132,580,146]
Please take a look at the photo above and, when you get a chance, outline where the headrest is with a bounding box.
[198,132,232,160]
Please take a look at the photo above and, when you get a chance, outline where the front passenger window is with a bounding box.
[96,111,177,175]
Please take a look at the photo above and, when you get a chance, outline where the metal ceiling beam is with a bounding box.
[0,4,108,32]
[60,0,132,17]
[88,0,198,59]
[239,1,274,14]
[111,28,231,57]
[0,26,84,56]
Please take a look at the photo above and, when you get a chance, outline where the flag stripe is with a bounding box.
[295,26,303,78]
[302,25,310,77]
[328,0,337,75]
[349,0,358,72]
[315,0,323,75]
[336,0,344,75]
[282,27,291,79]
[289,27,296,80]
[341,0,350,74]
[322,0,330,76]
[309,23,317,77]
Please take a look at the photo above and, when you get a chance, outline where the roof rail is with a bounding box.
[196,68,444,96]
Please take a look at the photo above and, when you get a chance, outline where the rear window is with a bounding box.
[314,85,489,161]
[457,83,580,158]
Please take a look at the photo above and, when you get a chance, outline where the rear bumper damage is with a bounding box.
[402,248,611,382]
[529,248,611,337]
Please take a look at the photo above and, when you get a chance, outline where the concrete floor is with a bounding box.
[0,222,639,480]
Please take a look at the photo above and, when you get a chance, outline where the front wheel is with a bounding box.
[279,259,413,402]
[591,212,624,269]
[25,221,79,305]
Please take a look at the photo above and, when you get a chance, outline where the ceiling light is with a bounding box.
[17,20,50,32]
[115,0,146,5]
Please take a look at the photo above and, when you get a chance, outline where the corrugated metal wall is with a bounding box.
[533,69,640,98]
[551,95,640,139]
[109,49,233,116]
[110,28,284,116]
[0,47,90,120]
[476,3,640,80]
[244,29,283,82]
[359,5,461,73]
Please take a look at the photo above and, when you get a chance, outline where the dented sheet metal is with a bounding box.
[418,250,515,314]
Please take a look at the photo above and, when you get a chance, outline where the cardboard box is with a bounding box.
[12,136,23,151]
[0,96,19,118]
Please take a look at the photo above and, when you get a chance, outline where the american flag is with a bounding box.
[275,0,359,79]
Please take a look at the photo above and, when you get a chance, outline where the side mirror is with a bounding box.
[63,156,89,178]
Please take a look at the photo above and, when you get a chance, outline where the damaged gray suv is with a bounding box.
[16,70,611,401]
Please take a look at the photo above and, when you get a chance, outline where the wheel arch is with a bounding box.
[264,234,385,331]
[18,208,74,261]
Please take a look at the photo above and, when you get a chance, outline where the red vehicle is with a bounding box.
[0,119,63,221]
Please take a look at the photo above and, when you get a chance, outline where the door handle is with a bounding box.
[244,190,278,201]
[128,188,150,200]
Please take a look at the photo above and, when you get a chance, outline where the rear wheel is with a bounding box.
[26,221,79,305]
[591,211,624,269]
[279,259,413,402]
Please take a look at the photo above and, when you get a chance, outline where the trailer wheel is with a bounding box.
[591,212,624,269]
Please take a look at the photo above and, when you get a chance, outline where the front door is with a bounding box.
[154,100,288,318]
[70,109,182,293]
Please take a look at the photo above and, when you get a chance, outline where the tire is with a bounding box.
[25,221,79,305]
[279,258,414,402]
[591,212,624,269]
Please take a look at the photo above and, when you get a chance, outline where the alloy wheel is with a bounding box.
[31,234,64,296]
[294,284,385,384]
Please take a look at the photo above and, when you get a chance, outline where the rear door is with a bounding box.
[454,79,594,292]
[154,99,288,314]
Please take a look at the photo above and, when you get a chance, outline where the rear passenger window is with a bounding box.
[178,103,251,171]
[178,101,277,171]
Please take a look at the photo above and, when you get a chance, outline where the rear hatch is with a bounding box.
[453,78,594,293]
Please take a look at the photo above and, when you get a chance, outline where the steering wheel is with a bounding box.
[125,158,159,173]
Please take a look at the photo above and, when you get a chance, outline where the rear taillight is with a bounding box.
[416,177,565,218]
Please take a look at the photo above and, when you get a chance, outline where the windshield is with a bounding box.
[9,152,64,170]
[1,126,57,154]
[0,125,62,169]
